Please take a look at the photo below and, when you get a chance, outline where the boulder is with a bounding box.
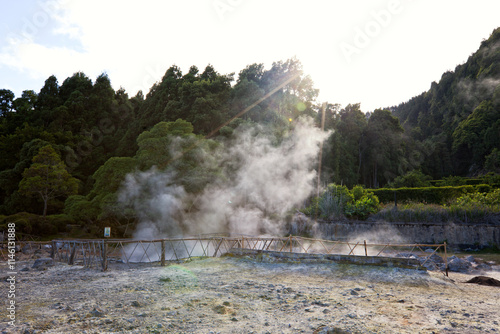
[447,256,472,273]
[464,255,476,263]
[21,243,34,255]
[419,254,446,271]
[32,258,54,270]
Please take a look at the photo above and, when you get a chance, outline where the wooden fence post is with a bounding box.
[51,240,56,259]
[161,240,166,266]
[102,240,108,272]
[444,242,448,277]
[68,242,77,265]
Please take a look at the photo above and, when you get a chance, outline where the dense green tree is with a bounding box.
[19,145,79,216]
[11,90,38,128]
[337,104,367,187]
[452,100,500,174]
[320,103,367,187]
[0,89,15,116]
[485,148,500,173]
[0,139,54,214]
[36,75,62,124]
[59,72,93,103]
[362,109,405,187]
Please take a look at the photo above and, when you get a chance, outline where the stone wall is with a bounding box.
[226,248,426,270]
[290,220,500,248]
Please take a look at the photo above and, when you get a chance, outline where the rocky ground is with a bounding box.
[1,252,500,334]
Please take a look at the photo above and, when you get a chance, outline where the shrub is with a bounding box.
[351,185,365,201]
[388,170,432,188]
[345,191,380,220]
[454,188,500,206]
[303,184,380,220]
[64,195,99,222]
[317,184,353,219]
[0,212,74,237]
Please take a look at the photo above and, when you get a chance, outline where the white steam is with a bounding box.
[119,169,187,238]
[119,117,330,239]
[457,77,500,106]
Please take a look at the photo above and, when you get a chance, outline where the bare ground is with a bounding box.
[1,256,500,334]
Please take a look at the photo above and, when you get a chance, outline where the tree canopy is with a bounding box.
[19,145,78,216]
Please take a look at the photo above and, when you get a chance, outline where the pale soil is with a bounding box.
[1,256,500,334]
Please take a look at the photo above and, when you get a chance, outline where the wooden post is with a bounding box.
[68,242,77,265]
[364,240,368,256]
[161,240,166,266]
[444,242,448,277]
[101,240,108,272]
[51,240,56,259]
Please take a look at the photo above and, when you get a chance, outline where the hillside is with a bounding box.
[391,27,500,177]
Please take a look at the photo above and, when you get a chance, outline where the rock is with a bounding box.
[316,327,351,334]
[396,252,419,259]
[88,307,105,318]
[475,263,492,271]
[213,305,228,314]
[429,254,445,264]
[447,256,472,273]
[420,254,446,271]
[131,301,142,308]
[22,243,34,255]
[32,258,54,270]
[464,255,476,263]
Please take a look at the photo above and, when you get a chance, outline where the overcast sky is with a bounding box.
[1,0,499,112]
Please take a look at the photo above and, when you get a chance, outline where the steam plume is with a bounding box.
[119,117,330,239]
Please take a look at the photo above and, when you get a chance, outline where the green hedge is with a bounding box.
[369,185,492,205]
[430,174,500,188]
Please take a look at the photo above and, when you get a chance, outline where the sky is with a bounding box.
[1,0,500,112]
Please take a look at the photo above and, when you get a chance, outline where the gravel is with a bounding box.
[1,256,499,333]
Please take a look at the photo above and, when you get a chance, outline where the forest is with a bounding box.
[1,28,499,238]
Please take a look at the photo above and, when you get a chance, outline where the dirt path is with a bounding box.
[1,257,499,333]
